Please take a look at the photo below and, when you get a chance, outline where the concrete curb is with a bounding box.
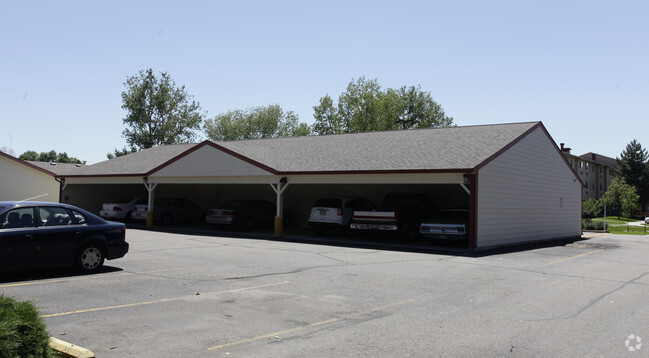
[49,337,95,358]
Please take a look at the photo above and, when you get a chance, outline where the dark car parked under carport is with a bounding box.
[0,201,129,273]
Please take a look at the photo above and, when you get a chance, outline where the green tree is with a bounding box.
[19,150,84,164]
[601,177,640,219]
[121,69,205,150]
[616,140,649,207]
[312,77,453,135]
[204,104,310,141]
[311,95,342,135]
[582,198,602,224]
[106,146,137,160]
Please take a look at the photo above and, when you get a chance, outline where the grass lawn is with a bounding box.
[591,217,648,235]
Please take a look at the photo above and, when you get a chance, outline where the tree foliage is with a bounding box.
[106,146,138,160]
[601,177,640,219]
[19,150,84,164]
[616,139,649,206]
[203,104,310,141]
[121,69,205,150]
[582,198,602,223]
[312,77,453,135]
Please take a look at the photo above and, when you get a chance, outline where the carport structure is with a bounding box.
[58,121,582,250]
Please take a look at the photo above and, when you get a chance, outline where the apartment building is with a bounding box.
[561,143,618,201]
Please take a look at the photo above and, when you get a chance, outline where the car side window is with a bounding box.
[39,207,74,226]
[70,209,87,225]
[0,208,36,229]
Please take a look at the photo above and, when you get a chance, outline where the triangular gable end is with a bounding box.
[149,141,276,178]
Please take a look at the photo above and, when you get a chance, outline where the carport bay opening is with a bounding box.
[60,182,470,229]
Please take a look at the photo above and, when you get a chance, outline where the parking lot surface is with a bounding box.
[1,230,648,357]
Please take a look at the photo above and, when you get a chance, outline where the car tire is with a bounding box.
[75,244,105,273]
[125,211,133,222]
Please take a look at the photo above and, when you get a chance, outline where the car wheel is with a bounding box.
[75,245,105,273]
[125,211,133,222]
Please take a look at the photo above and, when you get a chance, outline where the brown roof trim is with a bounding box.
[473,122,583,187]
[55,173,145,179]
[474,122,543,171]
[144,140,280,176]
[541,125,584,188]
[0,151,57,177]
[279,168,474,176]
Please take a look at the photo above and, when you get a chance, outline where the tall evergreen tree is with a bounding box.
[616,140,649,207]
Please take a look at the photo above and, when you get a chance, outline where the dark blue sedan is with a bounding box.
[0,201,129,273]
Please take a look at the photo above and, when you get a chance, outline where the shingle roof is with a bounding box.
[59,122,542,177]
[69,144,197,176]
[579,152,619,168]
[218,122,541,172]
[27,161,84,176]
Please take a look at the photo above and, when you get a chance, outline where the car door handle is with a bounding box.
[24,235,33,239]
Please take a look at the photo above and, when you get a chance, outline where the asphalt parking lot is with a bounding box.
[2,229,648,357]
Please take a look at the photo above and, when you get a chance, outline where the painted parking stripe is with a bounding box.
[206,299,414,351]
[548,249,603,265]
[0,268,188,288]
[41,281,290,318]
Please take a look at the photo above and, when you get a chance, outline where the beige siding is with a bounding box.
[152,145,272,177]
[0,157,59,202]
[477,128,581,248]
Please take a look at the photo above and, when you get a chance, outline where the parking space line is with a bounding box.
[0,268,187,288]
[41,281,290,318]
[206,299,414,351]
[548,249,603,265]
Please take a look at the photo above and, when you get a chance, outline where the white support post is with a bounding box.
[143,179,158,228]
[270,181,289,236]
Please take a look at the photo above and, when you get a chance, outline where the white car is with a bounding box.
[307,196,375,234]
[100,198,146,220]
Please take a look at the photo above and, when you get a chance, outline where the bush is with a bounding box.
[583,220,608,231]
[0,295,55,357]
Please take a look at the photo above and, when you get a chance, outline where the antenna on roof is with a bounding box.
[17,193,49,203]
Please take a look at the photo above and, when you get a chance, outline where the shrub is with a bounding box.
[0,295,55,357]
[583,220,608,231]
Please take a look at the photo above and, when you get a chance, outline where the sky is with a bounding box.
[1,0,647,164]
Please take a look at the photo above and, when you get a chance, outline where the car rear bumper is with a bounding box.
[307,221,345,229]
[130,212,147,221]
[107,241,129,260]
[206,216,234,225]
[349,222,398,231]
